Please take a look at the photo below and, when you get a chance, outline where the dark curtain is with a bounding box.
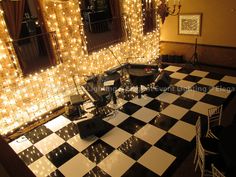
[109,0,123,38]
[34,0,56,66]
[1,0,25,40]
[142,0,156,34]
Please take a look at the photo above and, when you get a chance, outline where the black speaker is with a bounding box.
[155,72,171,89]
[77,116,104,139]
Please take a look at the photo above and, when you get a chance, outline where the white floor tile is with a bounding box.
[175,80,196,89]
[181,89,206,101]
[169,121,195,142]
[208,87,232,98]
[157,92,180,103]
[132,107,157,123]
[164,66,182,72]
[28,156,56,177]
[161,104,188,120]
[138,146,176,176]
[221,75,236,84]
[191,101,215,116]
[67,134,98,152]
[190,70,209,77]
[130,95,153,106]
[98,150,135,177]
[104,111,129,126]
[198,78,219,86]
[34,133,64,155]
[59,154,95,177]
[44,115,71,132]
[170,72,188,79]
[135,124,166,145]
[101,127,132,148]
[9,136,32,154]
[108,98,127,109]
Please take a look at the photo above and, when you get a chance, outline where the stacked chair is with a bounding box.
[194,117,225,177]
[212,164,226,177]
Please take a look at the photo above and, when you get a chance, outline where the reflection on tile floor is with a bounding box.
[8,66,236,177]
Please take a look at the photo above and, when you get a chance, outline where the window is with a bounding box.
[80,0,125,52]
[1,0,61,75]
[142,0,156,34]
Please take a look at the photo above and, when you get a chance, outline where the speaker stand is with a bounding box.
[191,38,199,66]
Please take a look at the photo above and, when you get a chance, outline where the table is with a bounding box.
[128,65,158,98]
[218,123,236,176]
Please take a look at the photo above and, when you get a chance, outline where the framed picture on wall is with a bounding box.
[178,13,202,35]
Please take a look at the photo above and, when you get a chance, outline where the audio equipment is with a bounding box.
[77,116,104,139]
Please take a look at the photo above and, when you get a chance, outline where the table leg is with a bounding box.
[138,84,141,98]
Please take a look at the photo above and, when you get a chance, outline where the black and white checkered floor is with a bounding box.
[8,66,236,177]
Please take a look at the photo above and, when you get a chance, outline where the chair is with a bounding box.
[206,105,223,139]
[195,135,212,177]
[194,117,219,165]
[212,164,226,177]
[195,118,222,177]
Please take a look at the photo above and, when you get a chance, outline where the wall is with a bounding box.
[0,0,160,135]
[160,0,236,67]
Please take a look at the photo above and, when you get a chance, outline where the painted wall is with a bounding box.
[161,0,236,47]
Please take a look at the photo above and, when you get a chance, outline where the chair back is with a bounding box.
[208,105,223,128]
[195,117,212,176]
[212,164,225,177]
[196,117,201,141]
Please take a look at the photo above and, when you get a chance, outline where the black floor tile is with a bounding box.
[181,111,207,125]
[192,83,211,93]
[154,133,191,157]
[145,99,169,112]
[170,78,180,85]
[46,143,78,168]
[166,86,187,95]
[172,97,197,109]
[18,146,43,166]
[82,139,114,164]
[84,166,111,177]
[55,123,79,141]
[215,81,236,91]
[163,71,174,75]
[150,113,177,131]
[118,136,151,160]
[200,94,225,106]
[119,102,142,115]
[177,68,194,74]
[205,72,224,80]
[184,75,202,82]
[145,90,163,98]
[48,170,65,177]
[122,162,160,177]
[94,121,114,138]
[25,125,53,144]
[118,117,146,134]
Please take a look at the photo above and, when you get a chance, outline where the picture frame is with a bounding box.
[178,13,202,36]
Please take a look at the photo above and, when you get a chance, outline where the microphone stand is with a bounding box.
[107,47,131,102]
[191,38,199,66]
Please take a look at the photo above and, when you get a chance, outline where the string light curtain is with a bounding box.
[0,0,160,136]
